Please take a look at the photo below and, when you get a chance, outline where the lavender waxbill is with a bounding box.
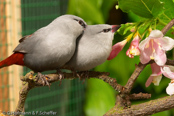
[64,24,120,71]
[0,15,87,85]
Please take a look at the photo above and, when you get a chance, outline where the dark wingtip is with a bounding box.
[112,25,121,33]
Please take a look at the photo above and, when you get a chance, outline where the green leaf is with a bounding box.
[157,0,174,38]
[118,23,134,35]
[118,0,164,18]
[159,0,174,22]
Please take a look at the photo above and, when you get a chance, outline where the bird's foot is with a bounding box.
[37,72,51,88]
[77,71,89,83]
[56,69,64,86]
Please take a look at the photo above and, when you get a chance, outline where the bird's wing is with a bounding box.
[19,35,32,43]
[13,34,34,53]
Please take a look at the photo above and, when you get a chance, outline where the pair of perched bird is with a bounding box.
[0,15,120,84]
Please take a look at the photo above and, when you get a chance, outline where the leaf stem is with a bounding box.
[163,13,171,21]
[140,0,152,15]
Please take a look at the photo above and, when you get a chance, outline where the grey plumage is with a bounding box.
[14,15,86,72]
[64,24,120,71]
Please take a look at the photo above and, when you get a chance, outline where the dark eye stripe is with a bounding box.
[103,28,111,33]
[74,19,86,28]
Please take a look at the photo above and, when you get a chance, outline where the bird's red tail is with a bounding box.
[0,53,25,68]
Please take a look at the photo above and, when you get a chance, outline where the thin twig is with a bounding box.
[124,62,147,93]
[129,93,151,100]
[161,18,174,35]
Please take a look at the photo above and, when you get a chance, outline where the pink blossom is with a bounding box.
[139,30,174,66]
[107,39,127,60]
[161,65,174,80]
[126,33,141,58]
[145,63,162,87]
[146,63,174,96]
[146,63,174,87]
[166,80,174,96]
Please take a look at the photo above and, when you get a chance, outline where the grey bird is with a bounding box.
[0,15,86,84]
[63,24,120,72]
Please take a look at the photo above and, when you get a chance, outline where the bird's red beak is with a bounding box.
[112,25,121,33]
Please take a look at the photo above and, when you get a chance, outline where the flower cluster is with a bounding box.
[108,30,174,95]
[139,30,174,95]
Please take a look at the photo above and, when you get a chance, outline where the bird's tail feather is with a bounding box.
[0,53,24,69]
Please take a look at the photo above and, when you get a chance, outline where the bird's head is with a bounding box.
[57,15,87,37]
[85,24,120,45]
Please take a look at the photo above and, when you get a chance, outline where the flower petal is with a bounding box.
[145,74,162,87]
[158,36,174,51]
[126,35,141,58]
[149,30,163,38]
[151,63,162,75]
[161,65,174,79]
[140,51,151,64]
[166,82,174,96]
[140,40,153,64]
[152,75,162,86]
[145,63,162,87]
[153,40,166,66]
[145,75,153,87]
[107,40,127,60]
[139,37,150,51]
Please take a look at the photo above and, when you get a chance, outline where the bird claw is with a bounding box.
[56,70,64,86]
[77,71,89,79]
[37,72,51,88]
[77,71,89,84]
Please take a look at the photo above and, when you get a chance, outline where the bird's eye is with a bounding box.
[103,28,111,33]
[78,20,86,28]
[74,19,86,28]
[78,20,83,25]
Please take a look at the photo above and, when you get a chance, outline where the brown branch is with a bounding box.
[129,93,151,100]
[93,75,126,93]
[124,62,147,93]
[14,71,123,116]
[166,59,174,66]
[161,18,174,35]
[105,95,174,116]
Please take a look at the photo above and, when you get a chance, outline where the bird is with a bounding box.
[63,24,120,73]
[0,15,87,85]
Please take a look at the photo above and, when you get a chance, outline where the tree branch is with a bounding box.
[129,93,151,100]
[166,59,174,66]
[124,62,147,93]
[14,71,123,116]
[161,18,174,35]
[104,95,174,116]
